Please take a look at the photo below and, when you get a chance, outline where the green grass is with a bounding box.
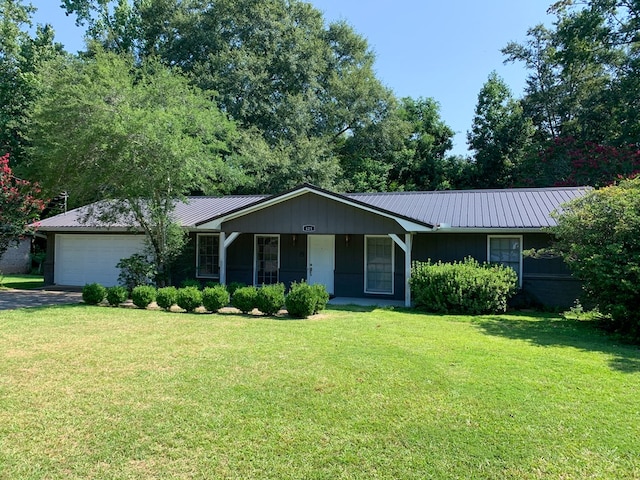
[0,273,44,290]
[1,306,639,479]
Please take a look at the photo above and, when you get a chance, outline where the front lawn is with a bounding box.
[0,273,44,290]
[1,306,638,479]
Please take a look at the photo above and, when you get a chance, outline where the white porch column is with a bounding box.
[404,233,412,307]
[219,232,241,286]
[388,233,413,307]
[219,231,226,286]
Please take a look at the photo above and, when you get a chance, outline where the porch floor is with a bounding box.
[328,297,406,308]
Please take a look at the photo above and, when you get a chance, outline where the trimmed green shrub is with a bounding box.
[177,286,203,312]
[82,283,106,305]
[256,283,285,315]
[226,282,246,297]
[410,257,518,314]
[311,284,330,314]
[231,286,258,314]
[285,281,317,318]
[131,285,157,309]
[202,285,230,312]
[105,285,128,306]
[156,286,178,311]
[204,281,220,289]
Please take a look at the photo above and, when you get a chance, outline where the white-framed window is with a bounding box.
[255,235,280,285]
[365,235,394,294]
[196,234,220,278]
[488,235,523,287]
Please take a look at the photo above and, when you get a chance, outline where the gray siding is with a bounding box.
[222,193,405,234]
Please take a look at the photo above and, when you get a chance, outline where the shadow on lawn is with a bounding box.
[474,314,640,374]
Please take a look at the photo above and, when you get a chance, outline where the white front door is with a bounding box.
[307,235,335,295]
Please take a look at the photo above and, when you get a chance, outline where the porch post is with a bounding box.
[404,233,412,308]
[388,233,413,307]
[219,231,226,286]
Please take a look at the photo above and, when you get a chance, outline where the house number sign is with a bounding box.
[302,225,316,232]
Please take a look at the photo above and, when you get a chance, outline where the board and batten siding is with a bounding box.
[221,193,406,235]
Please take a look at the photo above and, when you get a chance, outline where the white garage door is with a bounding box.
[55,234,146,287]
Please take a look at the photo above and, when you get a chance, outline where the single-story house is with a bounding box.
[36,183,587,307]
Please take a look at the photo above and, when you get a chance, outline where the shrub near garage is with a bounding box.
[131,285,157,309]
[82,283,106,305]
[256,283,285,315]
[106,285,128,306]
[156,286,178,311]
[202,285,230,312]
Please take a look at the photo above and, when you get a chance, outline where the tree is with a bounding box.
[468,72,534,188]
[550,178,640,335]
[0,0,63,167]
[61,0,395,192]
[0,153,45,259]
[26,51,238,283]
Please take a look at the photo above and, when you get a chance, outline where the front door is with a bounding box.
[307,235,335,295]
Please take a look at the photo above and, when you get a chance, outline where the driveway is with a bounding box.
[0,289,83,310]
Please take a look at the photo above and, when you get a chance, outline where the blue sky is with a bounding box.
[31,1,554,156]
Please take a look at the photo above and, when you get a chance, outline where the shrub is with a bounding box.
[256,283,285,315]
[105,285,128,306]
[550,178,640,336]
[82,283,106,305]
[226,282,246,297]
[285,281,317,318]
[204,281,219,289]
[311,284,329,314]
[131,285,157,309]
[156,286,178,311]
[410,257,518,314]
[177,286,203,312]
[181,278,201,289]
[231,286,258,314]
[117,253,156,292]
[202,285,230,312]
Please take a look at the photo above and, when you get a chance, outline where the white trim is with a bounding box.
[253,234,280,285]
[197,185,434,232]
[196,233,220,279]
[364,235,395,295]
[487,234,523,288]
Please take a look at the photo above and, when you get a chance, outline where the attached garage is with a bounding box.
[54,234,146,286]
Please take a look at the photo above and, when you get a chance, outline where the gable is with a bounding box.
[221,192,408,234]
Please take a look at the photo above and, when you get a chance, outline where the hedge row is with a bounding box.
[81,281,328,318]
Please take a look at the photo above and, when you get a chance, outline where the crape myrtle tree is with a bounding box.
[502,0,640,187]
[0,153,45,259]
[26,50,238,284]
[550,178,640,336]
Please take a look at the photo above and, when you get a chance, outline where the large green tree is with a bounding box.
[60,0,397,192]
[26,51,238,282]
[0,0,63,164]
[468,72,534,188]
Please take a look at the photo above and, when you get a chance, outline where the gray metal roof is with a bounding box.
[346,187,589,229]
[36,186,588,232]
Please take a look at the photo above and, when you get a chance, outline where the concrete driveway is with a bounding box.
[0,288,83,310]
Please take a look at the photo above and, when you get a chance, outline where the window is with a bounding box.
[196,234,220,278]
[255,235,279,285]
[365,236,394,294]
[488,235,522,286]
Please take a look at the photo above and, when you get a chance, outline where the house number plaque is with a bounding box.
[302,225,316,232]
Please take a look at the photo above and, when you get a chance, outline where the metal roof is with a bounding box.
[36,186,589,232]
[346,187,589,229]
